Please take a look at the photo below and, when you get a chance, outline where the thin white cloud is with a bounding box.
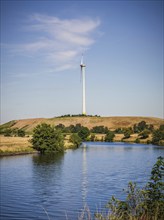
[5,14,101,72]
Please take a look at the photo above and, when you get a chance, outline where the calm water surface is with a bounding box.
[0,142,163,220]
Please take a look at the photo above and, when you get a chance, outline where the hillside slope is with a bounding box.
[1,116,163,133]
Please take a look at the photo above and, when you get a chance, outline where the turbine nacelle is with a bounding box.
[80,64,86,68]
[80,54,86,68]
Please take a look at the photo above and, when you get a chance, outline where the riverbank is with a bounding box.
[0,135,74,156]
[0,136,35,156]
[0,133,159,156]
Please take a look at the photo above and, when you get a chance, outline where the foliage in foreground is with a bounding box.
[79,157,164,220]
[31,123,64,154]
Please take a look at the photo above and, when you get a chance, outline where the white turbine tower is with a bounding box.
[80,55,86,115]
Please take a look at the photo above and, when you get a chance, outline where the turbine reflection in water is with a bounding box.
[82,143,88,205]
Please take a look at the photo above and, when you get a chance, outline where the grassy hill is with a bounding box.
[1,116,163,134]
[0,116,163,155]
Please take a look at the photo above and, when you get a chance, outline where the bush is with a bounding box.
[91,126,109,134]
[2,128,26,137]
[94,157,164,220]
[139,129,150,139]
[152,126,164,146]
[133,121,148,133]
[55,124,66,132]
[78,127,90,141]
[135,138,140,143]
[4,129,12,137]
[17,129,25,137]
[144,156,164,219]
[122,128,133,139]
[31,123,64,154]
[90,134,96,141]
[114,128,123,134]
[70,133,81,148]
[105,131,115,142]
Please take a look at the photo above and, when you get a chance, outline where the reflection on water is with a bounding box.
[31,153,65,212]
[0,143,163,220]
[33,152,64,165]
[32,153,64,183]
[82,143,88,204]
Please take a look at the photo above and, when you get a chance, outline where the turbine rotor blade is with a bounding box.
[81,54,83,65]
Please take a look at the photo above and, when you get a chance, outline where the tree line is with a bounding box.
[0,128,25,137]
[30,121,164,154]
[0,120,163,154]
[56,114,101,118]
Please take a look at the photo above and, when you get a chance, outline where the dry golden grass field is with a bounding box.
[0,135,34,155]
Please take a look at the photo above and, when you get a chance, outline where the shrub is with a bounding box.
[135,138,140,143]
[91,126,109,134]
[133,121,149,133]
[152,126,164,146]
[144,156,164,219]
[123,129,132,139]
[17,129,25,137]
[4,129,12,137]
[55,124,66,132]
[90,134,96,141]
[139,129,150,139]
[114,128,123,134]
[105,131,115,142]
[31,123,64,154]
[70,133,81,148]
[94,157,164,220]
[78,127,90,141]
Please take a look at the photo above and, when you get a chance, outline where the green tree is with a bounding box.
[138,121,147,132]
[17,129,25,137]
[123,128,133,139]
[31,123,64,154]
[90,134,95,141]
[139,129,150,139]
[133,124,140,133]
[152,126,164,146]
[160,124,164,130]
[123,131,131,139]
[148,124,154,132]
[70,133,81,148]
[4,129,12,137]
[78,127,90,141]
[91,126,109,134]
[145,156,164,219]
[105,131,115,142]
[55,124,65,132]
[67,124,82,133]
[115,128,123,134]
[133,121,149,133]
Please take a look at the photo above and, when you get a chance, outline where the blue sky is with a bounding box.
[1,0,163,123]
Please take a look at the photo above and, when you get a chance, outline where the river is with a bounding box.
[0,142,163,220]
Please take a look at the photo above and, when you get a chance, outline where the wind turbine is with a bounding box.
[80,55,86,115]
